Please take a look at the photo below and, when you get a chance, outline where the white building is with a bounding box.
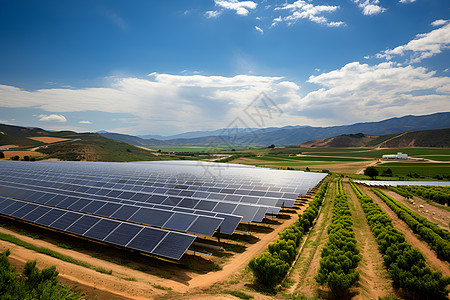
[382,152,408,160]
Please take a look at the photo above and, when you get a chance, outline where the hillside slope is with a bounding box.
[0,124,168,162]
[299,128,450,148]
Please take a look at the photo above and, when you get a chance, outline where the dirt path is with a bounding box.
[344,182,394,299]
[376,132,408,148]
[288,181,335,297]
[361,186,450,277]
[356,160,380,175]
[181,209,303,292]
[0,226,182,299]
[383,189,450,230]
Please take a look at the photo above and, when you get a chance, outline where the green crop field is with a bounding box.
[301,148,450,158]
[376,162,450,177]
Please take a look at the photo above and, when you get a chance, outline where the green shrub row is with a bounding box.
[372,188,450,261]
[315,180,360,295]
[389,185,450,206]
[248,178,330,289]
[0,249,80,299]
[350,182,449,299]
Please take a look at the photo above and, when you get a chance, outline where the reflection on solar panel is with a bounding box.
[0,160,327,260]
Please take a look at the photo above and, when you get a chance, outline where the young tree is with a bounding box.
[364,166,378,179]
[0,152,4,159]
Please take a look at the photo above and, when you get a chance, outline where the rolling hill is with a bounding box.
[100,112,450,147]
[299,128,450,148]
[0,124,170,162]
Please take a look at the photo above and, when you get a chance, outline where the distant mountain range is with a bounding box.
[99,112,450,147]
[299,128,450,148]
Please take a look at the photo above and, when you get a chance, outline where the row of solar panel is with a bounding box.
[2,161,319,194]
[0,183,242,235]
[0,172,294,209]
[0,175,280,222]
[2,168,304,200]
[0,196,196,260]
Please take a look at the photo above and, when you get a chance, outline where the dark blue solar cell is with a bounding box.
[84,219,120,240]
[58,196,80,209]
[51,212,82,231]
[129,208,172,227]
[95,189,110,196]
[164,213,197,232]
[44,194,67,206]
[68,198,91,211]
[0,198,15,212]
[22,206,52,222]
[104,223,142,246]
[79,201,105,214]
[130,193,148,202]
[152,232,196,260]
[118,191,135,200]
[95,203,121,216]
[194,200,217,211]
[187,215,222,236]
[162,196,183,206]
[240,196,258,204]
[178,190,195,197]
[178,198,199,209]
[66,215,100,235]
[10,203,39,218]
[75,186,90,193]
[208,193,226,200]
[127,227,168,253]
[35,209,66,226]
[224,195,241,202]
[146,194,166,204]
[111,205,139,220]
[2,201,26,215]
[215,213,241,234]
[106,190,122,198]
[249,190,265,197]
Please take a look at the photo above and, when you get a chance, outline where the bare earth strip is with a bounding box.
[383,189,450,230]
[344,182,395,299]
[28,137,71,143]
[361,186,450,277]
[288,180,336,298]
[2,150,44,159]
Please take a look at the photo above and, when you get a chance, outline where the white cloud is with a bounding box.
[214,0,257,16]
[377,21,450,63]
[297,61,450,123]
[205,10,221,18]
[37,114,67,122]
[0,74,301,134]
[273,0,344,27]
[399,0,415,3]
[352,0,386,16]
[255,25,264,34]
[79,120,92,124]
[431,19,449,27]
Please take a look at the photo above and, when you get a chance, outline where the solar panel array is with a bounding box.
[0,160,327,260]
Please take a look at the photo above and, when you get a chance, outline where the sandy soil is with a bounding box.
[345,182,395,299]
[361,186,450,277]
[383,189,450,230]
[0,145,19,150]
[289,182,334,298]
[28,137,71,144]
[2,150,44,159]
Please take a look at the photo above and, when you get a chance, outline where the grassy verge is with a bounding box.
[0,231,113,275]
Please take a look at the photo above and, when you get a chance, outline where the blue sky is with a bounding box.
[0,0,449,135]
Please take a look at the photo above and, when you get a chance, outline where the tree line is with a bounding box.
[248,178,330,289]
[350,182,449,299]
[389,185,450,206]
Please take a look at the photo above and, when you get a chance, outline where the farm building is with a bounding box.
[382,152,408,160]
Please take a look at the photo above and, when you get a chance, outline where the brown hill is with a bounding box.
[299,128,450,148]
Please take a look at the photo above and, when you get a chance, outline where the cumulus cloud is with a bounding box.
[297,61,450,123]
[214,0,257,16]
[377,21,450,63]
[0,74,300,134]
[352,0,386,16]
[255,25,264,34]
[399,0,415,3]
[272,0,344,27]
[205,10,221,18]
[79,120,92,124]
[37,114,67,122]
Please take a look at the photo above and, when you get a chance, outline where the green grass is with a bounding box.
[300,148,450,158]
[150,283,172,290]
[159,146,223,152]
[224,290,254,299]
[0,231,113,275]
[376,162,450,177]
[420,155,450,161]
